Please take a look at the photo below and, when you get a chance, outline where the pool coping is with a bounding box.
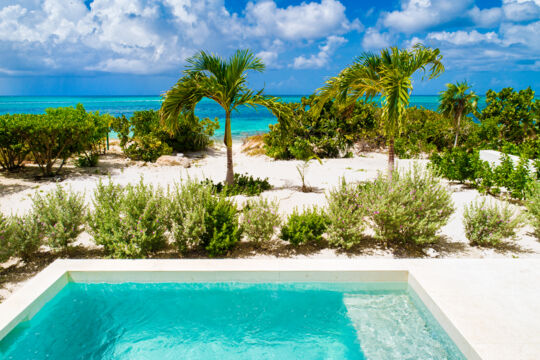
[1,258,539,359]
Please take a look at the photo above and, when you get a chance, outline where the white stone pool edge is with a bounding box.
[1,259,539,360]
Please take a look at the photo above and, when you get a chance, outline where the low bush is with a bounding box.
[525,181,540,239]
[241,197,281,245]
[0,114,29,171]
[281,207,329,246]
[463,199,524,246]
[363,167,454,245]
[111,110,218,162]
[326,179,367,249]
[8,214,44,261]
[0,213,11,262]
[32,186,86,251]
[88,180,168,258]
[203,173,272,196]
[429,148,485,183]
[167,180,242,256]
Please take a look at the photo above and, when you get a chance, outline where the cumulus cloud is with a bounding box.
[292,35,347,69]
[468,6,504,27]
[0,0,360,75]
[500,20,540,49]
[427,30,500,45]
[502,0,540,22]
[362,28,392,50]
[381,0,473,33]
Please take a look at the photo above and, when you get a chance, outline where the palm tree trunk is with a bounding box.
[388,137,395,180]
[453,112,462,148]
[224,110,234,185]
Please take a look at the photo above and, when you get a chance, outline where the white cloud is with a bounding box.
[244,0,362,41]
[500,21,540,49]
[502,0,540,22]
[381,0,473,33]
[362,28,392,50]
[468,6,503,27]
[427,30,500,45]
[0,0,361,75]
[292,35,347,69]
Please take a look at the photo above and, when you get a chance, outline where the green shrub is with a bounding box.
[363,167,454,245]
[0,213,11,262]
[32,186,86,250]
[264,95,378,160]
[281,207,328,246]
[242,197,281,245]
[167,180,241,256]
[463,199,524,246]
[203,173,272,196]
[525,181,540,239]
[429,148,485,183]
[88,180,168,258]
[326,179,367,249]
[111,110,218,162]
[0,114,29,171]
[8,214,44,261]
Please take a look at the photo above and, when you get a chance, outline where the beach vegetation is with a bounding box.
[438,81,479,148]
[160,49,287,185]
[241,197,281,245]
[202,173,272,196]
[0,213,11,262]
[31,186,86,251]
[88,180,168,258]
[316,45,444,178]
[525,181,540,239]
[362,166,454,245]
[326,179,367,249]
[8,214,44,261]
[463,199,524,247]
[0,114,30,171]
[281,207,329,246]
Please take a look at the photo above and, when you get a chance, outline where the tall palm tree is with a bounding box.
[316,44,444,177]
[438,81,478,148]
[160,49,285,185]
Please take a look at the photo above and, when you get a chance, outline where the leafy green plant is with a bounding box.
[363,167,454,245]
[32,186,86,250]
[281,207,329,246]
[241,197,281,245]
[88,179,168,258]
[0,213,11,262]
[429,147,485,183]
[326,179,367,249]
[8,214,44,261]
[463,199,524,246]
[525,181,540,239]
[167,180,241,256]
[203,173,272,196]
[297,156,322,192]
[0,114,29,171]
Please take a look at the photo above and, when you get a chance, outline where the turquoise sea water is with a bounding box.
[0,282,465,360]
[0,95,485,138]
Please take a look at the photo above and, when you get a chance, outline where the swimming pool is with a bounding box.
[0,281,464,359]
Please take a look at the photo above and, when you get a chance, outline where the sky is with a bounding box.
[0,0,538,96]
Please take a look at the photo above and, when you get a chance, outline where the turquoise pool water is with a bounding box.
[0,282,465,359]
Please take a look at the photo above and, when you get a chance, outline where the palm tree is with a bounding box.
[316,44,444,177]
[160,49,285,185]
[438,81,478,148]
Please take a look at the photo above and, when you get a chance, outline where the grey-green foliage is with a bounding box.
[167,179,242,256]
[463,199,524,246]
[87,179,168,258]
[8,214,44,261]
[362,166,454,245]
[0,212,11,262]
[241,197,281,245]
[167,180,213,252]
[32,185,86,250]
[526,181,540,239]
[326,179,367,249]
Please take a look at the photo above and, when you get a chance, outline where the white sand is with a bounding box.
[0,142,539,259]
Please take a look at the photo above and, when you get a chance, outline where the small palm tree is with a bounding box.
[316,44,444,177]
[160,49,285,185]
[438,81,478,148]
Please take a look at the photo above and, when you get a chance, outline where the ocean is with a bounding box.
[0,95,486,138]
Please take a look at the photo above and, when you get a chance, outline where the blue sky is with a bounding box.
[0,0,538,96]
